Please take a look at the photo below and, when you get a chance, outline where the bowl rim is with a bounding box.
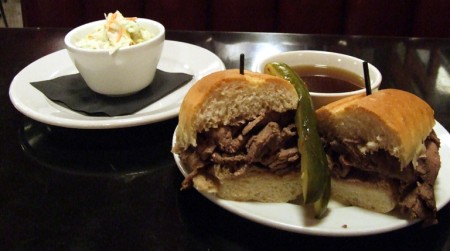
[254,50,382,97]
[64,18,165,54]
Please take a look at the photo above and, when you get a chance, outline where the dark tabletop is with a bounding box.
[1,28,449,251]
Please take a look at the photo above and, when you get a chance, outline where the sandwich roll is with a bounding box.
[316,89,441,224]
[173,69,302,202]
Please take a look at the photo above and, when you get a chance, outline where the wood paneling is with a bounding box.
[413,0,450,37]
[144,0,208,30]
[210,0,277,32]
[278,0,344,34]
[344,0,415,36]
[20,0,449,37]
[22,0,83,28]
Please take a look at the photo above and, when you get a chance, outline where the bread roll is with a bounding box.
[174,69,298,151]
[316,89,440,222]
[331,175,397,213]
[173,69,302,202]
[193,166,301,202]
[316,89,435,168]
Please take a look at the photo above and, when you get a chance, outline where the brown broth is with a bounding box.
[292,65,364,93]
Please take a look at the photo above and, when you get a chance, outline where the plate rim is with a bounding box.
[172,121,450,236]
[9,40,225,129]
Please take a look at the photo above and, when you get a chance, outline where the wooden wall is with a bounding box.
[21,0,450,38]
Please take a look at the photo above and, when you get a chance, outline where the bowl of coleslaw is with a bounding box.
[64,11,165,96]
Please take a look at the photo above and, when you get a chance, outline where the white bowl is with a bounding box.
[254,50,382,109]
[64,18,165,96]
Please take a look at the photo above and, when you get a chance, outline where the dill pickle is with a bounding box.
[313,175,331,218]
[264,62,330,218]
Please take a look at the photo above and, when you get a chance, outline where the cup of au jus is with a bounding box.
[254,50,382,109]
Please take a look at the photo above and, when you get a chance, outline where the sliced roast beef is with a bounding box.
[211,152,247,165]
[242,111,266,135]
[417,131,441,185]
[209,126,245,153]
[263,147,300,170]
[179,149,205,171]
[196,133,217,160]
[399,182,437,225]
[324,130,441,222]
[179,110,299,187]
[246,122,282,162]
[327,137,417,183]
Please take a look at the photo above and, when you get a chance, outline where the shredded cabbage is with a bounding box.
[75,11,154,54]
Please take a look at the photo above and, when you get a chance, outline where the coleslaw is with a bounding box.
[75,11,155,54]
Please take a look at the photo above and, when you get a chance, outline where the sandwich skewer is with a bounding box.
[363,61,372,95]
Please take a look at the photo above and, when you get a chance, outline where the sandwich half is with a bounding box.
[316,89,441,224]
[172,69,302,202]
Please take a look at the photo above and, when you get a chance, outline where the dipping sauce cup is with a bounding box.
[254,50,382,109]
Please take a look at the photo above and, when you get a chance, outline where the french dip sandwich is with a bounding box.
[316,89,441,224]
[172,69,302,202]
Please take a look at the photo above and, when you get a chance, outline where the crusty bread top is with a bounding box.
[316,89,435,168]
[173,69,298,152]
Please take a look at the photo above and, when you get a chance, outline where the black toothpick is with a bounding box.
[363,61,371,95]
[240,54,245,75]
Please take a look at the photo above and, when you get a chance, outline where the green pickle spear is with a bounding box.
[264,62,330,218]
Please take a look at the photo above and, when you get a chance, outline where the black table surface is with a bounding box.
[1,28,449,251]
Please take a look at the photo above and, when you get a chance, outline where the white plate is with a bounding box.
[173,122,450,236]
[9,40,225,129]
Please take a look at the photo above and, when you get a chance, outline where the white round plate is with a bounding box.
[173,122,450,236]
[9,40,225,129]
